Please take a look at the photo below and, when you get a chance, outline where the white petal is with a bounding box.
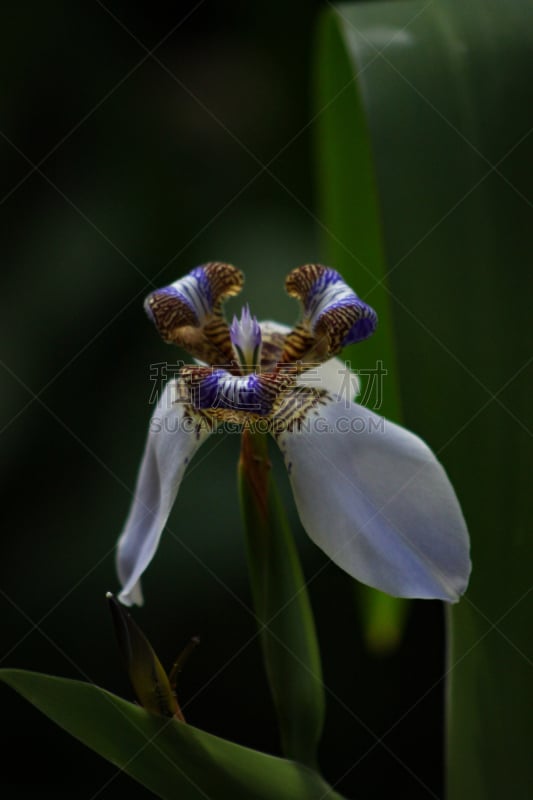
[298,356,360,398]
[259,320,359,396]
[275,398,470,601]
[116,380,212,605]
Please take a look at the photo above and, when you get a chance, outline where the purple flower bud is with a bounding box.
[230,305,262,367]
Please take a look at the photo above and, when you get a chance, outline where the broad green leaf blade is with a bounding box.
[317,2,533,797]
[315,6,401,425]
[315,3,408,652]
[238,430,324,768]
[0,669,345,800]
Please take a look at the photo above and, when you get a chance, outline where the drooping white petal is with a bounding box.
[274,397,471,601]
[116,380,212,606]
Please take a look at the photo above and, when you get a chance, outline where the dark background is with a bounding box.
[1,2,446,798]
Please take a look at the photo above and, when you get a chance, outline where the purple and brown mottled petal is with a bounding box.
[281,263,377,363]
[144,262,244,366]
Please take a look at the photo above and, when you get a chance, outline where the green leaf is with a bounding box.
[316,1,533,797]
[355,586,409,656]
[238,429,324,768]
[315,2,408,653]
[0,669,346,800]
[314,7,401,425]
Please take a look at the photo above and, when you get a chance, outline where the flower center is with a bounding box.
[230,305,262,372]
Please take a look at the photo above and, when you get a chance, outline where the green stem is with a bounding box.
[238,428,325,769]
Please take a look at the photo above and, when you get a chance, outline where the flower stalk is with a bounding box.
[238,428,325,769]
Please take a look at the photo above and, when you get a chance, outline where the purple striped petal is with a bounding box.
[143,262,243,363]
[189,369,274,416]
[283,264,377,361]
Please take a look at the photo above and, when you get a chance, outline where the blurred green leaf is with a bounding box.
[356,586,409,656]
[0,669,346,800]
[315,3,408,653]
[238,430,324,768]
[316,1,533,797]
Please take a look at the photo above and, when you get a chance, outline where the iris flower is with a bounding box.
[116,262,470,606]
